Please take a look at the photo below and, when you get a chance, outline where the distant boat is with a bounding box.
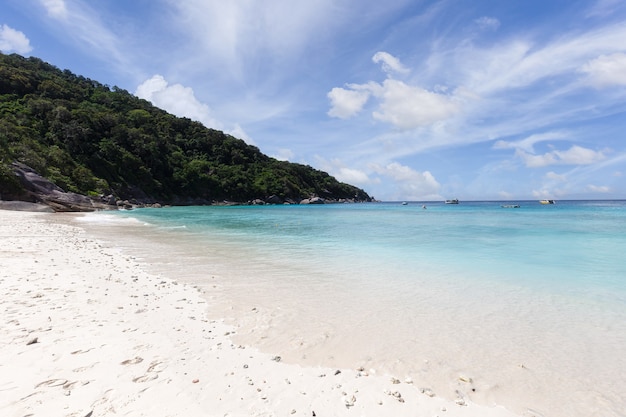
[401,201,408,205]
[501,204,520,208]
[539,200,555,205]
[445,199,459,204]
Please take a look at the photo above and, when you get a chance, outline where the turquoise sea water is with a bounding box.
[80,200,626,417]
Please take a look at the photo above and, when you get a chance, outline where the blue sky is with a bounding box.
[2,0,626,201]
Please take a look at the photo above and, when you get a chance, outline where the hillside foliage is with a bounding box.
[0,53,370,204]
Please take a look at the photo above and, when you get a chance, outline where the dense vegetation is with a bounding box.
[0,52,370,204]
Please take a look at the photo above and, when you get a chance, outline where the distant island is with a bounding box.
[0,53,372,211]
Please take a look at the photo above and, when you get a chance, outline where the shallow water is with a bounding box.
[74,201,626,417]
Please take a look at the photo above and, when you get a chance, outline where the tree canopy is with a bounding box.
[0,52,371,204]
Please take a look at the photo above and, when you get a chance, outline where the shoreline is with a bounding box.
[0,209,521,416]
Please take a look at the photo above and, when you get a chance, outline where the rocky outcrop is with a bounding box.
[7,162,106,212]
[265,195,284,205]
[300,197,325,204]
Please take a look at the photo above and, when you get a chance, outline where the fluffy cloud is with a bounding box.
[580,52,626,88]
[335,167,371,185]
[328,80,458,129]
[372,51,409,75]
[328,51,459,129]
[0,24,32,54]
[370,162,441,199]
[327,87,371,119]
[372,79,459,129]
[516,145,606,167]
[136,75,256,144]
[136,75,221,130]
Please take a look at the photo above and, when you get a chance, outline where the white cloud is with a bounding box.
[136,75,222,130]
[580,52,626,88]
[34,0,135,76]
[370,162,441,199]
[532,188,564,199]
[0,24,32,54]
[272,148,294,161]
[229,124,255,145]
[586,184,610,193]
[545,171,567,181]
[328,78,459,129]
[167,0,352,79]
[516,145,607,167]
[474,16,500,31]
[493,131,569,152]
[335,167,371,185]
[136,75,255,144]
[327,87,370,119]
[40,0,68,19]
[461,23,626,96]
[372,79,459,129]
[329,50,460,129]
[314,156,372,184]
[372,51,409,75]
[585,0,623,18]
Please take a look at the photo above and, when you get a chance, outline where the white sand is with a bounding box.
[0,209,521,417]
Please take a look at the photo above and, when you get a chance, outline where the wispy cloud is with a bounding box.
[493,131,570,153]
[516,145,607,168]
[165,0,346,81]
[586,184,611,193]
[35,0,137,78]
[474,16,500,31]
[329,17,626,166]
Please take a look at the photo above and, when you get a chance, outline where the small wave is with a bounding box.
[77,212,151,227]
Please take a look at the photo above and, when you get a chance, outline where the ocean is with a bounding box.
[75,200,626,417]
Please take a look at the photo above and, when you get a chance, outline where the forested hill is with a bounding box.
[0,52,371,209]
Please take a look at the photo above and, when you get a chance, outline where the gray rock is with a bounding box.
[7,162,98,212]
[265,195,283,205]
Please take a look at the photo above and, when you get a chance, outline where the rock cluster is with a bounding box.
[8,162,103,212]
[2,162,370,212]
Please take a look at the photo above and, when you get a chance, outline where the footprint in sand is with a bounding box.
[146,360,166,373]
[132,360,166,383]
[121,356,144,365]
[73,362,99,372]
[35,379,68,388]
[132,373,159,383]
[71,348,94,355]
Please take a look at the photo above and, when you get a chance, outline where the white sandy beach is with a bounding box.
[0,209,523,417]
